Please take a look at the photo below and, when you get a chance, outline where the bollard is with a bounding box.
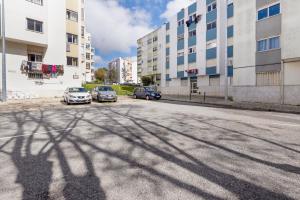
[204,92,206,103]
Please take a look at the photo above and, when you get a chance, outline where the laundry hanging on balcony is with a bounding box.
[21,61,64,79]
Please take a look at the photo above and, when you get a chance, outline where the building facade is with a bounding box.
[138,0,300,105]
[137,28,164,90]
[232,0,300,105]
[108,57,138,84]
[83,32,95,83]
[0,0,90,99]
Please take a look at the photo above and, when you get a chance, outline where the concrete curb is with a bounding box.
[161,97,300,114]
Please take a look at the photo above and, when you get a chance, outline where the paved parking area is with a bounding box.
[0,99,299,200]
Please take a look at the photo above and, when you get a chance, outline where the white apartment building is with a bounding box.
[0,0,88,99]
[138,0,300,105]
[138,0,233,95]
[108,57,138,84]
[83,32,95,83]
[137,28,164,90]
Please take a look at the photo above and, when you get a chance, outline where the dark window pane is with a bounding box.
[27,19,35,30]
[269,4,280,16]
[258,8,268,20]
[35,21,43,32]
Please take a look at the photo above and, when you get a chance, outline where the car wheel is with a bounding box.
[97,96,102,103]
[67,99,70,105]
[146,96,150,101]
[133,94,137,99]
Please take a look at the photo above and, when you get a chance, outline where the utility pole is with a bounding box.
[1,0,6,102]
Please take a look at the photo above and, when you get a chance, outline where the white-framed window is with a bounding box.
[189,29,196,37]
[27,18,43,33]
[26,0,43,6]
[67,33,78,44]
[257,3,280,21]
[177,52,184,57]
[178,19,184,26]
[147,39,152,45]
[257,36,280,52]
[189,46,196,54]
[153,36,158,42]
[189,13,197,22]
[28,53,43,62]
[153,57,158,62]
[66,9,78,22]
[86,63,91,70]
[81,26,85,37]
[67,57,78,66]
[207,21,216,31]
[207,1,217,13]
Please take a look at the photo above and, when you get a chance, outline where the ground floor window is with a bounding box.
[256,71,280,86]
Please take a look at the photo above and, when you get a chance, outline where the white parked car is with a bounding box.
[63,87,92,105]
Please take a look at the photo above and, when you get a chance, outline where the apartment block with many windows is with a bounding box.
[137,28,164,90]
[138,0,234,96]
[108,57,138,84]
[233,0,300,105]
[138,0,300,105]
[0,0,88,99]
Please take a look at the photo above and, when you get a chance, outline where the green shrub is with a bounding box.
[83,84,135,96]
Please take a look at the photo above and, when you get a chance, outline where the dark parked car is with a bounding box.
[133,87,161,100]
[91,86,118,102]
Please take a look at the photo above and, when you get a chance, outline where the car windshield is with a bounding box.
[69,88,87,93]
[145,87,155,92]
[98,86,114,91]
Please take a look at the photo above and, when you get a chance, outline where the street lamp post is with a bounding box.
[1,0,6,102]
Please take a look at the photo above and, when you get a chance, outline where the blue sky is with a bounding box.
[85,0,194,68]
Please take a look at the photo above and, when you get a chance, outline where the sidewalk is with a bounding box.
[162,94,300,114]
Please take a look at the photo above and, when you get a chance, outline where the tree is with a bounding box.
[95,68,107,83]
[108,67,118,83]
[141,76,153,86]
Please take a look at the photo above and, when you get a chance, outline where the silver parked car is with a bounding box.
[91,86,118,102]
[63,87,92,105]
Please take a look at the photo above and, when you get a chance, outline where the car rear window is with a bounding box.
[98,86,113,91]
[69,88,87,93]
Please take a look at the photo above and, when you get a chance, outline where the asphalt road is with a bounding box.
[0,99,299,200]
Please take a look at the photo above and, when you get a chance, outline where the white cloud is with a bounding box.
[94,55,103,63]
[160,0,196,20]
[86,0,153,55]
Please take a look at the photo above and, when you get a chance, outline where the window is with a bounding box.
[86,53,90,60]
[27,18,43,33]
[153,36,158,42]
[256,72,280,86]
[178,19,184,26]
[189,30,196,37]
[189,47,196,54]
[257,36,280,52]
[166,22,170,30]
[67,33,78,44]
[26,0,43,6]
[269,36,280,49]
[86,63,91,70]
[81,26,85,37]
[147,39,152,45]
[28,53,43,62]
[177,52,184,57]
[269,4,280,17]
[153,57,157,62]
[189,14,197,22]
[258,8,268,20]
[153,47,157,52]
[178,34,184,40]
[207,21,216,30]
[66,10,78,22]
[207,2,217,13]
[257,39,268,52]
[67,57,78,66]
[258,3,280,20]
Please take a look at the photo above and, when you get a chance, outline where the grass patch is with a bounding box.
[83,84,135,96]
